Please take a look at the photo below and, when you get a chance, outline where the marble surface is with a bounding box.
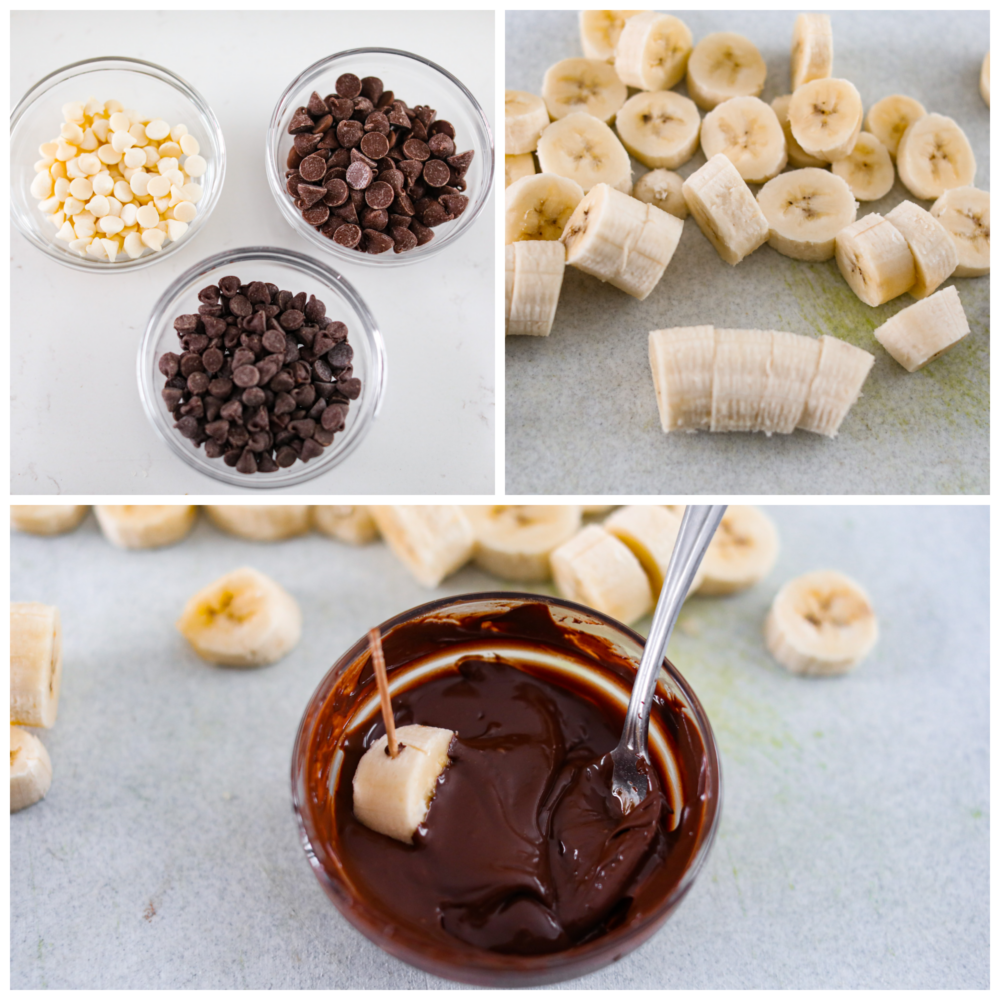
[11,11,495,495]
[505,11,990,495]
[10,504,988,988]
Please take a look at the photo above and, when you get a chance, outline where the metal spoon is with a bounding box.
[610,504,727,814]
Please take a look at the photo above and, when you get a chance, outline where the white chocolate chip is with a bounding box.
[34,157,54,172]
[84,97,103,115]
[54,177,72,199]
[124,231,145,258]
[156,156,179,175]
[56,220,77,241]
[62,196,84,216]
[128,122,148,146]
[153,196,170,213]
[109,111,131,132]
[38,195,61,214]
[99,215,125,234]
[60,121,84,144]
[65,159,84,179]
[120,202,138,226]
[86,239,107,258]
[141,228,166,251]
[87,194,110,217]
[69,176,93,200]
[79,127,99,151]
[144,119,170,141]
[30,172,53,199]
[157,140,182,159]
[72,215,96,237]
[91,118,111,142]
[110,129,136,153]
[97,143,122,165]
[68,236,91,255]
[104,99,123,114]
[144,146,160,167]
[180,182,203,203]
[113,180,134,202]
[170,123,188,142]
[129,170,150,196]
[123,147,146,169]
[55,140,77,161]
[62,101,85,123]
[179,133,200,157]
[172,200,197,223]
[183,154,207,178]
[164,219,188,241]
[146,174,171,198]
[135,203,160,228]
[101,237,121,259]
[91,173,114,196]
[39,141,58,158]
[106,196,122,217]
[78,153,102,175]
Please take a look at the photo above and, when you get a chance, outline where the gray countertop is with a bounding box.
[505,11,990,495]
[10,505,988,988]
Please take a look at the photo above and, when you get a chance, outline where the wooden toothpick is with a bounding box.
[368,628,399,758]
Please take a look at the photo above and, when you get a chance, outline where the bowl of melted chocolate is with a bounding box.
[291,594,721,985]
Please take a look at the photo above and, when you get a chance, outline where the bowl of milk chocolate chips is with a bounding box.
[292,593,721,985]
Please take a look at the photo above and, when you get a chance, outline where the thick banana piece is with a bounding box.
[835,214,916,307]
[790,13,833,91]
[94,505,197,549]
[711,328,773,432]
[205,505,310,541]
[11,505,89,536]
[761,331,825,434]
[504,173,584,243]
[864,94,926,159]
[764,570,878,676]
[648,326,716,432]
[353,724,455,844]
[686,32,767,110]
[982,52,990,106]
[605,505,706,595]
[11,727,53,813]
[561,183,683,300]
[896,113,977,201]
[536,113,632,194]
[505,90,550,155]
[11,602,63,729]
[682,154,770,266]
[505,240,566,337]
[701,96,787,183]
[580,10,644,62]
[757,168,858,262]
[885,201,959,299]
[463,505,581,581]
[633,169,689,219]
[551,525,652,626]
[770,95,828,169]
[541,58,627,123]
[788,78,862,161]
[312,506,378,545]
[505,153,536,188]
[614,12,693,92]
[176,567,302,667]
[797,336,875,438]
[830,132,895,202]
[370,506,474,588]
[615,91,701,169]
[873,285,970,372]
[931,187,990,277]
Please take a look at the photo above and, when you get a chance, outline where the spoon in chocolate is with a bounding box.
[610,504,727,815]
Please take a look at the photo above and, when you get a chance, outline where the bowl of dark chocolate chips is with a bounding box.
[138,246,385,487]
[267,48,493,265]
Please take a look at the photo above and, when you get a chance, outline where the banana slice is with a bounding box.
[884,201,959,299]
[633,169,689,219]
[463,505,581,581]
[930,187,990,277]
[505,90,550,155]
[981,52,990,106]
[580,10,644,62]
[711,328,772,432]
[353,724,455,844]
[896,113,977,201]
[835,213,915,307]
[701,96,787,184]
[541,58,627,124]
[764,570,878,676]
[176,566,302,667]
[204,505,311,541]
[614,11,693,92]
[505,153,536,188]
[605,505,706,596]
[94,505,197,549]
[551,525,652,626]
[682,153,770,266]
[561,183,683,300]
[11,505,89,536]
[830,132,895,202]
[757,168,858,262]
[864,95,926,159]
[506,240,566,337]
[686,32,767,111]
[11,727,53,813]
[873,285,970,372]
[311,506,378,545]
[761,330,824,434]
[649,326,716,432]
[798,336,875,438]
[770,95,828,169]
[11,602,62,729]
[790,13,833,91]
[504,172,584,244]
[788,78,863,162]
[615,91,701,170]
[583,505,616,515]
[370,506,474,588]
[536,113,632,194]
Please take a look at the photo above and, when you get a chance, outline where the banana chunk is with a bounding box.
[95,505,197,549]
[930,187,989,278]
[981,52,990,107]
[311,506,378,545]
[614,11,693,92]
[353,724,455,844]
[580,10,644,62]
[464,505,581,581]
[505,153,536,189]
[701,96,787,184]
[616,91,701,170]
[765,570,878,676]
[205,505,310,542]
[864,94,926,159]
[771,95,828,169]
[686,32,767,111]
[633,169,688,219]
[605,505,706,596]
[830,132,895,202]
[11,602,63,729]
[711,328,773,432]
[649,326,716,432]
[790,13,833,91]
[835,213,916,307]
[505,172,584,244]
[176,567,302,667]
[11,505,88,536]
[505,90,549,155]
[505,240,566,337]
[11,727,53,813]
[536,113,631,194]
[873,285,970,372]
[541,58,627,124]
[761,331,825,434]
[798,336,875,438]
[885,201,959,299]
[370,506,474,588]
[896,114,976,201]
[788,78,863,162]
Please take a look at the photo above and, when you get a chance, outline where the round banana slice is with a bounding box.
[765,570,877,676]
[835,213,915,307]
[872,285,970,372]
[615,91,700,170]
[541,58,627,124]
[11,602,62,729]
[885,200,958,299]
[536,113,631,194]
[790,13,833,91]
[464,505,581,581]
[981,52,990,107]
[370,506,475,588]
[686,32,767,111]
[930,187,990,277]
[605,505,706,596]
[205,505,310,541]
[95,505,197,549]
[830,132,895,202]
[633,169,688,219]
[896,113,977,201]
[614,11,693,92]
[771,95,828,169]
[757,168,857,262]
[11,505,88,536]
[701,96,787,184]
[504,172,585,243]
[505,90,550,156]
[311,505,378,545]
[580,10,644,62]
[864,94,926,159]
[11,727,53,813]
[788,78,863,161]
[505,153,536,188]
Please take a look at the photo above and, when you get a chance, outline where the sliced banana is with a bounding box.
[764,570,878,676]
[536,112,632,194]
[204,505,310,542]
[505,240,566,337]
[757,168,858,262]
[770,95,828,169]
[176,566,302,667]
[884,200,959,299]
[790,13,833,91]
[615,91,701,170]
[864,94,926,159]
[633,169,689,219]
[834,213,915,307]
[788,78,862,162]
[873,285,970,372]
[686,32,767,111]
[761,330,824,434]
[11,727,53,813]
[11,602,62,729]
[370,506,474,588]
[580,10,644,62]
[981,52,990,107]
[605,505,706,595]
[504,172,585,243]
[463,505,581,581]
[94,505,197,549]
[798,336,875,438]
[541,58,627,124]
[311,506,378,545]
[505,153,536,188]
[11,505,89,536]
[711,328,773,432]
[682,153,770,266]
[583,505,616,515]
[830,132,895,202]
[649,325,717,432]
[931,187,990,278]
[896,113,977,201]
[614,11,693,92]
[561,183,683,300]
[701,96,787,184]
[505,90,550,155]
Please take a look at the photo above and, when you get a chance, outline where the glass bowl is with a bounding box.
[138,246,386,488]
[10,56,225,272]
[291,593,721,986]
[266,47,493,267]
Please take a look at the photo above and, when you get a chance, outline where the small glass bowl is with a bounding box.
[266,47,493,267]
[291,593,721,986]
[11,56,225,272]
[138,246,386,489]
